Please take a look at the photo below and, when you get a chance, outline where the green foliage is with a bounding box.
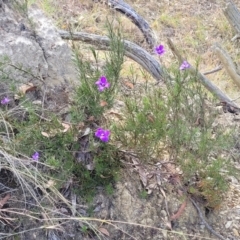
[113,62,235,208]
[139,189,148,199]
[113,86,168,161]
[0,15,235,212]
[71,20,124,121]
[0,21,124,203]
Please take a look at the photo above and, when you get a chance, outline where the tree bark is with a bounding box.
[58,30,165,81]
[93,0,156,49]
[213,43,240,89]
[224,2,240,37]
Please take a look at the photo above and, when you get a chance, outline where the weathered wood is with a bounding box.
[58,29,239,108]
[213,43,240,89]
[93,0,156,49]
[167,38,239,108]
[224,2,240,36]
[58,29,165,81]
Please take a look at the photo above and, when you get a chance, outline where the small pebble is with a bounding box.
[162,229,168,239]
[160,209,167,218]
[225,221,232,229]
[233,228,239,237]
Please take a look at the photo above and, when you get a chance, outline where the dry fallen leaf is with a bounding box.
[139,167,148,187]
[164,221,172,230]
[170,197,188,221]
[98,227,110,237]
[123,81,134,89]
[19,83,36,95]
[41,131,51,138]
[45,180,55,188]
[41,130,58,137]
[88,116,95,121]
[41,122,71,137]
[108,111,124,120]
[0,194,10,209]
[147,114,155,123]
[100,100,108,107]
[61,122,71,133]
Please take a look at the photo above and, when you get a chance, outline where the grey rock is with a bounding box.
[0,0,78,90]
[225,221,233,229]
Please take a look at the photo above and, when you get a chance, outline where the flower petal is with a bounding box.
[180,61,190,70]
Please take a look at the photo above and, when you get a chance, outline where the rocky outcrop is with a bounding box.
[0,0,78,89]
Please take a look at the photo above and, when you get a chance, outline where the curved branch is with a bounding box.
[58,29,165,81]
[94,0,156,49]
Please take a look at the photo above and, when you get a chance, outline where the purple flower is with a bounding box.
[1,97,10,105]
[95,128,111,142]
[180,60,190,70]
[154,44,165,56]
[95,76,110,92]
[32,152,39,161]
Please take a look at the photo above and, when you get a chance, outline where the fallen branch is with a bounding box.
[190,198,225,240]
[58,30,165,81]
[223,2,240,40]
[167,38,239,108]
[213,43,240,89]
[203,65,222,75]
[93,0,156,49]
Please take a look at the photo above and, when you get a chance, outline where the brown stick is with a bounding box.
[58,30,165,81]
[203,66,222,75]
[223,2,240,36]
[213,43,240,89]
[190,198,225,240]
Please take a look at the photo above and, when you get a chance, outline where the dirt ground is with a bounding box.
[2,0,240,239]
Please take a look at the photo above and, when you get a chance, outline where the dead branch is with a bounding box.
[167,38,239,108]
[213,43,240,89]
[58,30,165,81]
[190,198,225,240]
[93,0,156,49]
[203,65,222,75]
[223,2,240,39]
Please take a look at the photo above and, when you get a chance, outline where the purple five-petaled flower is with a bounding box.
[95,76,110,92]
[95,128,111,142]
[180,60,190,70]
[32,152,39,161]
[1,97,10,105]
[155,44,165,56]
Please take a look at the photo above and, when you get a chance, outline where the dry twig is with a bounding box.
[190,198,225,240]
[203,66,222,75]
